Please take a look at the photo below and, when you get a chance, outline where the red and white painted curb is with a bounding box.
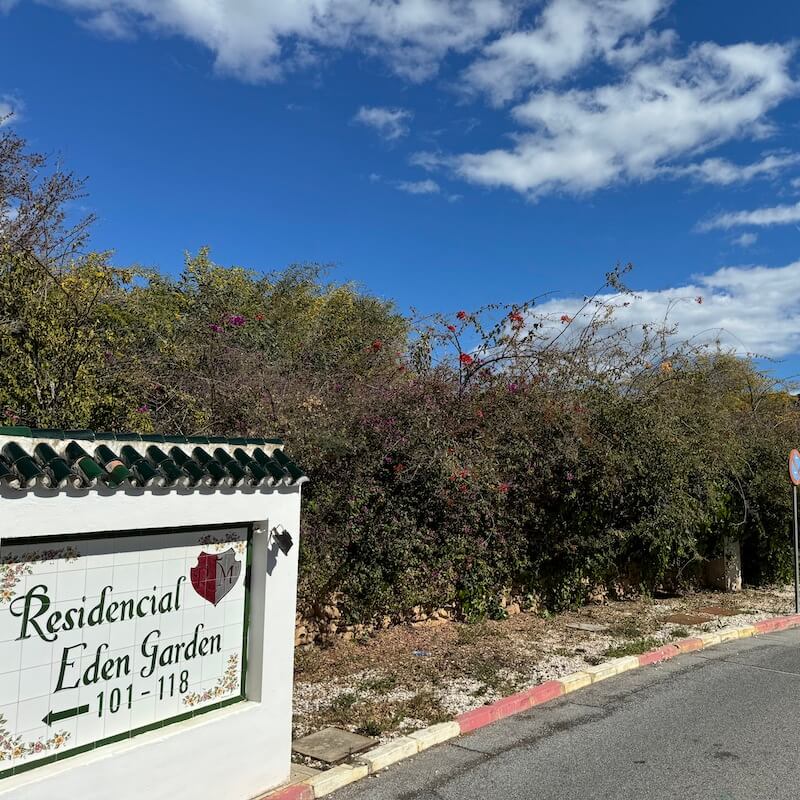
[262,613,800,799]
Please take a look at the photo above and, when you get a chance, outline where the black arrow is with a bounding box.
[42,705,89,726]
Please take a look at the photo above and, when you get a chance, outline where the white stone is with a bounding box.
[356,737,419,772]
[717,627,743,642]
[409,722,460,750]
[558,671,593,693]
[584,656,639,682]
[306,763,369,796]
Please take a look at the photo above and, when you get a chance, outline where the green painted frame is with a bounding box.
[0,521,254,781]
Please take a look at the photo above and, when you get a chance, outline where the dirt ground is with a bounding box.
[292,586,793,752]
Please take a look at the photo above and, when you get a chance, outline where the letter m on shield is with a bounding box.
[190,548,242,606]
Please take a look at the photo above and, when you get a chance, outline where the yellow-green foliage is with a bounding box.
[0,249,137,428]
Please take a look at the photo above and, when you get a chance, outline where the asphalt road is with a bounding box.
[334,627,800,800]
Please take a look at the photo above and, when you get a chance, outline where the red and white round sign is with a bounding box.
[789,449,800,486]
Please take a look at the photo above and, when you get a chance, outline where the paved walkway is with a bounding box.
[334,627,800,799]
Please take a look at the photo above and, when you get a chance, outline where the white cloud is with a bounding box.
[733,232,757,247]
[669,152,800,185]
[47,0,516,82]
[453,42,795,198]
[354,106,412,140]
[463,0,671,105]
[0,94,22,124]
[700,201,800,231]
[605,26,676,66]
[79,8,134,39]
[26,0,800,205]
[396,178,440,194]
[534,261,800,358]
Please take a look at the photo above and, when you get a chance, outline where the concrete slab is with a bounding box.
[664,612,713,625]
[409,722,461,750]
[356,737,419,771]
[695,605,738,616]
[292,727,378,764]
[305,764,369,796]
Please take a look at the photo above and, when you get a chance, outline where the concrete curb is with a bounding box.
[265,612,800,799]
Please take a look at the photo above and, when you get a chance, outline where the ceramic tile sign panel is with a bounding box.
[0,525,250,778]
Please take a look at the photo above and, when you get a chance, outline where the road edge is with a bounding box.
[262,613,800,799]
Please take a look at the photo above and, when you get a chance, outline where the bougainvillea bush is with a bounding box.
[1,128,798,622]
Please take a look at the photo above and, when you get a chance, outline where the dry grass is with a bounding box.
[293,586,792,746]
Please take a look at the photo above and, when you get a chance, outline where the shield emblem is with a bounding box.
[190,548,242,606]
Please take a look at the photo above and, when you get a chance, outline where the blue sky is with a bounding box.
[1,0,800,367]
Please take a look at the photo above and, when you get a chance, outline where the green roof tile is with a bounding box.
[95,444,133,487]
[32,428,66,439]
[0,429,305,494]
[192,447,232,486]
[0,455,19,488]
[0,426,33,437]
[120,445,165,488]
[213,448,248,485]
[34,442,80,489]
[169,446,209,487]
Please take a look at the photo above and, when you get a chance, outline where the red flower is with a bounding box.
[371,340,383,351]
[447,324,456,332]
[456,310,467,320]
[509,310,524,328]
[498,482,511,494]
[459,353,474,365]
[560,314,572,324]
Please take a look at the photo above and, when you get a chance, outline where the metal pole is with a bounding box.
[794,484,799,614]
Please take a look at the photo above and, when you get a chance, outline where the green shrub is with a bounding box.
[3,131,797,629]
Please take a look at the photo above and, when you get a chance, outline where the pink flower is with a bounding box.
[228,314,246,327]
[209,323,223,333]
[136,404,149,413]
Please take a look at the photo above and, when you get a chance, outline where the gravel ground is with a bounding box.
[292,586,794,749]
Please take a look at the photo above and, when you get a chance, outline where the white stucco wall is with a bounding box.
[0,485,303,800]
